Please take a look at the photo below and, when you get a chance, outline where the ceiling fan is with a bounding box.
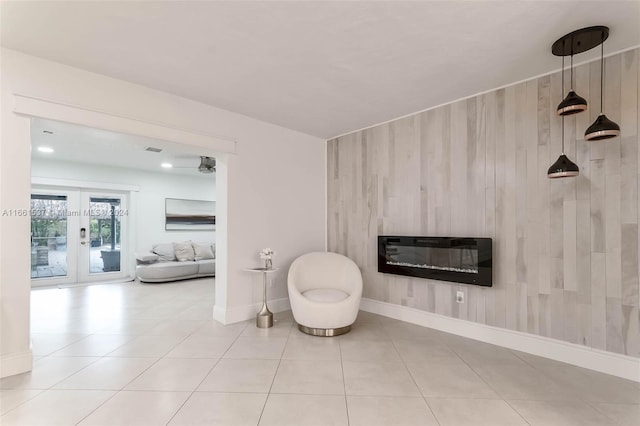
[197,156,216,173]
[171,156,216,173]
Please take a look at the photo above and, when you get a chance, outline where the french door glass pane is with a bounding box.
[89,197,122,273]
[31,194,68,278]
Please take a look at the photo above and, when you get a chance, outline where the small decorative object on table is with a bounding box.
[259,247,275,269]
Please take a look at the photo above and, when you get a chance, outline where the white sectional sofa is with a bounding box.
[136,241,215,283]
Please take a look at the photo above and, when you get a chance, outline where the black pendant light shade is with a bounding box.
[585,113,620,140]
[547,154,580,178]
[548,40,579,179]
[585,29,620,141]
[557,90,587,115]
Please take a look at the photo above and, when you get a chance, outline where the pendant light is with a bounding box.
[548,54,579,179]
[585,32,620,140]
[557,52,587,115]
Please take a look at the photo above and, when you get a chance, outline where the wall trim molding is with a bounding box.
[214,297,291,325]
[13,94,237,154]
[0,350,33,378]
[360,298,640,382]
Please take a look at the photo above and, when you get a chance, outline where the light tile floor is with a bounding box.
[1,279,639,425]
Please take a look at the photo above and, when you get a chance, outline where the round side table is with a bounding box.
[244,267,279,328]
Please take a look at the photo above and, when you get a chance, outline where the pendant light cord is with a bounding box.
[600,38,604,113]
[561,52,565,154]
[570,53,574,90]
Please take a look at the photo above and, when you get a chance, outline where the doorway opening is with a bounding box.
[30,189,129,287]
[30,117,218,289]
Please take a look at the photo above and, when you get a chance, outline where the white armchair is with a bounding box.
[288,252,363,336]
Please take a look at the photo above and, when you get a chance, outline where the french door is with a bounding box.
[31,188,130,287]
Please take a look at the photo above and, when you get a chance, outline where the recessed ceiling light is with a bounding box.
[37,146,54,153]
[161,163,173,168]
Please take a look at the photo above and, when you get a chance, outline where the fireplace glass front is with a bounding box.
[378,236,492,287]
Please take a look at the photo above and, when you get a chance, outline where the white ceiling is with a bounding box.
[3,1,640,138]
[31,118,215,178]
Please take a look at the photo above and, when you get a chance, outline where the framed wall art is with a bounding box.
[165,198,215,231]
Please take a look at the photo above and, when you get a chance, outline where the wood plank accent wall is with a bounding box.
[327,48,640,357]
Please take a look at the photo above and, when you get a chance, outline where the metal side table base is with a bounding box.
[256,304,273,328]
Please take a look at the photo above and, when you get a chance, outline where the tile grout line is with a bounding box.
[385,324,442,426]
[338,334,351,426]
[501,399,533,426]
[445,340,515,397]
[0,389,45,418]
[585,400,638,424]
[72,323,204,425]
[164,314,251,426]
[255,320,291,426]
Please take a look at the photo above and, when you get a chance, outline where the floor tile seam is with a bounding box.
[71,389,120,426]
[171,303,209,321]
[191,390,272,395]
[424,395,516,400]
[44,332,105,357]
[30,334,90,357]
[86,354,167,396]
[50,332,141,357]
[0,389,45,417]
[435,339,485,367]
[501,398,534,425]
[255,332,288,426]
[503,396,607,402]
[103,333,189,358]
[387,337,441,426]
[491,368,592,402]
[177,356,222,394]
[214,324,262,362]
[441,343,515,401]
[586,400,640,423]
[337,337,351,426]
[508,348,595,395]
[166,382,208,425]
[269,390,347,396]
[91,389,194,394]
[20,355,105,392]
[35,354,105,361]
[162,363,221,426]
[156,303,229,426]
[161,355,231,360]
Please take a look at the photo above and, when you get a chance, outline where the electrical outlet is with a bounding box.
[456,291,465,303]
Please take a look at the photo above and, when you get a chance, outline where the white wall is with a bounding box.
[32,158,216,253]
[0,48,326,377]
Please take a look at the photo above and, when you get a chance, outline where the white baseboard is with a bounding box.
[214,297,291,325]
[213,304,227,324]
[0,350,33,378]
[360,298,640,382]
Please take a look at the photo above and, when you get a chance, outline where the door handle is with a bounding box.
[80,227,87,245]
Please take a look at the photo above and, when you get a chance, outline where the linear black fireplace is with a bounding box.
[378,236,492,287]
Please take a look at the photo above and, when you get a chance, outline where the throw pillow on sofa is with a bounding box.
[174,241,195,262]
[193,242,215,261]
[153,243,176,262]
[136,252,159,263]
